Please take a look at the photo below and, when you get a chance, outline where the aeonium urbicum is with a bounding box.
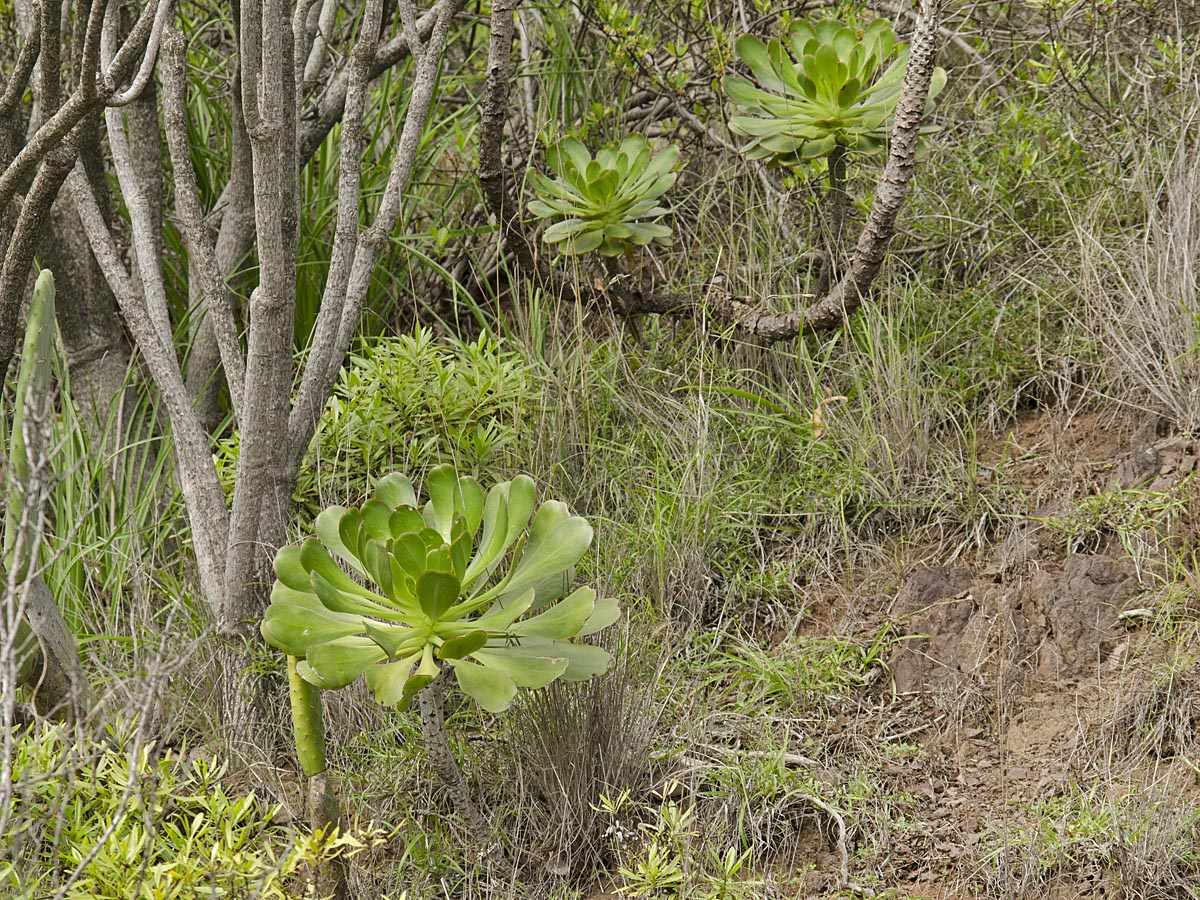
[261,465,619,713]
[526,134,680,259]
[723,17,947,165]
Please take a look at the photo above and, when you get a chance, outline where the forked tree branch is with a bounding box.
[0,0,167,214]
[287,0,463,470]
[292,0,386,431]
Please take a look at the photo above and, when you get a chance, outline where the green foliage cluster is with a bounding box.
[527,135,680,257]
[307,329,535,497]
[215,328,536,513]
[263,465,618,713]
[0,727,365,900]
[723,17,946,164]
[600,790,760,900]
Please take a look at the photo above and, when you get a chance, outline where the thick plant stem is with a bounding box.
[817,144,849,295]
[287,657,348,900]
[3,270,91,723]
[418,672,508,864]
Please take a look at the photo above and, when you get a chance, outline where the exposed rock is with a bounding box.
[888,556,1142,694]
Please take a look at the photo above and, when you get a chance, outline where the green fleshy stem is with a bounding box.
[6,269,55,581]
[288,655,327,777]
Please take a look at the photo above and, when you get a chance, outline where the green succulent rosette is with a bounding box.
[262,465,619,713]
[723,17,947,166]
[527,134,680,257]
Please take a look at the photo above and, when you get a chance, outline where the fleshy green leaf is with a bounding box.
[374,473,417,509]
[274,546,310,591]
[438,630,489,659]
[315,506,366,577]
[305,637,386,689]
[512,585,595,638]
[579,596,622,636]
[417,570,461,621]
[365,657,417,706]
[451,659,518,712]
[261,599,364,656]
[469,648,569,689]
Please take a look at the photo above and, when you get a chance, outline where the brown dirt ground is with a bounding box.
[775,410,1200,899]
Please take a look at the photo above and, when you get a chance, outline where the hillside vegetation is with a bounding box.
[2,1,1199,898]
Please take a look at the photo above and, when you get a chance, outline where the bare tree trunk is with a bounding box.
[6,0,466,766]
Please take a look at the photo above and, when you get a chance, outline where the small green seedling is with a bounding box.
[527,134,680,261]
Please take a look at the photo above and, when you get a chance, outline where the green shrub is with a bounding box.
[215,327,537,516]
[0,726,370,900]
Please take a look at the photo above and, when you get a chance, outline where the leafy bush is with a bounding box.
[0,726,369,900]
[216,328,536,514]
[526,135,680,258]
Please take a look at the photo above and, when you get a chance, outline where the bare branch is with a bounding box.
[287,0,464,465]
[38,0,64,115]
[298,5,438,162]
[67,165,231,609]
[223,0,301,634]
[292,0,322,96]
[301,0,339,89]
[289,0,385,436]
[78,0,111,103]
[0,11,42,119]
[162,26,247,424]
[800,0,941,333]
[478,0,558,290]
[102,0,175,107]
[0,148,75,379]
[0,0,166,211]
[105,102,173,352]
